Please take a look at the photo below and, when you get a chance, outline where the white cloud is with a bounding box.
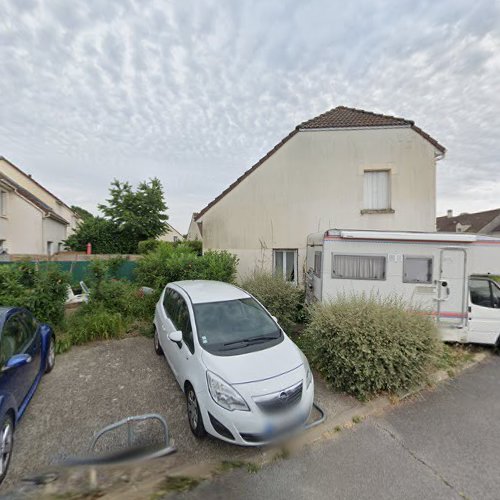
[0,0,499,231]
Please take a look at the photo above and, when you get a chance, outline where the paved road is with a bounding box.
[170,356,500,500]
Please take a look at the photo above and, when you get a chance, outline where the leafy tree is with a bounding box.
[65,178,169,254]
[71,205,94,221]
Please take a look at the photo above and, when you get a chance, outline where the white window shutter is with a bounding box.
[364,171,390,210]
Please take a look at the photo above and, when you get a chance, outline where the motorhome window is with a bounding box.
[403,256,433,284]
[363,170,391,210]
[314,251,322,277]
[332,254,386,280]
[469,279,494,308]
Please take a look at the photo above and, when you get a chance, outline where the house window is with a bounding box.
[403,256,433,284]
[173,236,179,242]
[47,241,53,256]
[0,240,5,254]
[0,190,7,217]
[363,170,391,210]
[314,251,322,277]
[273,249,298,283]
[332,254,386,280]
[57,242,64,253]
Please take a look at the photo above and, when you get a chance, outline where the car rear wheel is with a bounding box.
[186,385,206,438]
[154,327,163,356]
[0,414,14,484]
[45,335,55,373]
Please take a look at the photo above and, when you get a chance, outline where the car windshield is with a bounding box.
[193,297,281,353]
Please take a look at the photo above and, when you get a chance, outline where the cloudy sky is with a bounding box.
[1,0,499,232]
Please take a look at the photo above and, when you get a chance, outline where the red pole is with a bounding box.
[86,242,92,255]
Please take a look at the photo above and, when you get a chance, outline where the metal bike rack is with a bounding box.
[64,413,176,466]
[304,402,326,430]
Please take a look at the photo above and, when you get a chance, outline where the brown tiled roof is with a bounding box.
[0,173,69,225]
[195,106,445,220]
[299,106,446,153]
[437,208,500,233]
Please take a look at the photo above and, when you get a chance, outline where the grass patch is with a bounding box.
[153,475,201,496]
[334,425,342,433]
[352,415,363,424]
[435,344,475,372]
[218,460,260,474]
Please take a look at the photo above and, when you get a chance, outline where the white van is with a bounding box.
[306,229,500,346]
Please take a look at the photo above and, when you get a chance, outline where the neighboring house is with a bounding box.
[0,172,68,255]
[195,106,445,283]
[187,212,202,241]
[0,156,80,235]
[158,223,184,243]
[437,208,500,237]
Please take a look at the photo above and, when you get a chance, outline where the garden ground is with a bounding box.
[1,336,371,496]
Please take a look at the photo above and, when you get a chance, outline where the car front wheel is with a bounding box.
[0,414,14,484]
[186,385,206,438]
[45,335,55,373]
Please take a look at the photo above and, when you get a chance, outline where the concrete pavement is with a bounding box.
[168,356,500,500]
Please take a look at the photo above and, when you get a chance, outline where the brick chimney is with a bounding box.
[447,209,453,218]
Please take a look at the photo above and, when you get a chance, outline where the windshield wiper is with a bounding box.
[223,334,280,347]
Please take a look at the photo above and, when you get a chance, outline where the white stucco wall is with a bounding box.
[199,127,439,282]
[0,158,78,233]
[187,216,202,241]
[43,217,68,254]
[158,224,184,242]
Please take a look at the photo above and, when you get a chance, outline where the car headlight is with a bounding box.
[303,356,313,389]
[206,371,250,412]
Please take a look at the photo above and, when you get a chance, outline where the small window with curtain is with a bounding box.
[403,256,433,284]
[273,249,297,283]
[314,251,322,277]
[363,170,391,211]
[332,254,386,280]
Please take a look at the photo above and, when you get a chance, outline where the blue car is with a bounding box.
[0,307,55,483]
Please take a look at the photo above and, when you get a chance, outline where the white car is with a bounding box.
[153,280,314,446]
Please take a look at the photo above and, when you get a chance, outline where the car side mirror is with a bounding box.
[2,353,32,372]
[168,330,183,343]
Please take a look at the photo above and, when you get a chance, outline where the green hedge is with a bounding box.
[0,263,68,326]
[241,272,303,332]
[135,244,238,289]
[299,295,441,400]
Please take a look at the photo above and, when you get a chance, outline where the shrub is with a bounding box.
[0,263,68,326]
[299,295,441,400]
[135,245,238,289]
[241,272,303,332]
[138,239,161,254]
[64,304,126,345]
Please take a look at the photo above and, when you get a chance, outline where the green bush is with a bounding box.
[63,304,126,345]
[299,295,441,400]
[138,239,162,254]
[241,272,303,332]
[0,263,68,326]
[138,239,202,256]
[135,245,238,289]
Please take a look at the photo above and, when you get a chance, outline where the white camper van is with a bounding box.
[306,229,500,346]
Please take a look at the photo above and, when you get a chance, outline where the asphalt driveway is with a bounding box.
[1,336,235,491]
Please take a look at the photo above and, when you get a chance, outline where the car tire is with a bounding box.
[45,335,55,373]
[186,385,206,438]
[0,414,14,484]
[154,327,163,356]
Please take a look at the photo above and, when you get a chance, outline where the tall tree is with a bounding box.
[65,178,169,254]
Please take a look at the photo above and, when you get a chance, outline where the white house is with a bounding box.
[195,106,446,283]
[158,223,184,243]
[187,212,202,241]
[0,156,80,256]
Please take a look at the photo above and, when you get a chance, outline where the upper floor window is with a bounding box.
[363,170,391,211]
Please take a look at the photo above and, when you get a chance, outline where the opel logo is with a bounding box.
[279,391,288,402]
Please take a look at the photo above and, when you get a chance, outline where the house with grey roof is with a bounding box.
[437,209,500,237]
[194,106,445,282]
[0,156,80,256]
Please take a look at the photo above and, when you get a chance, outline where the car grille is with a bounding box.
[254,381,303,414]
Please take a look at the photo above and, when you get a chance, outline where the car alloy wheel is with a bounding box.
[0,416,13,482]
[45,336,55,373]
[186,386,206,438]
